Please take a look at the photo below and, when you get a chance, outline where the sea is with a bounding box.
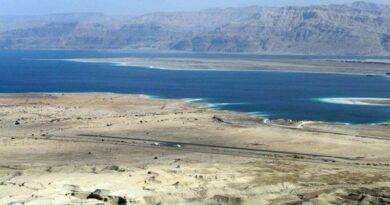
[0,50,389,124]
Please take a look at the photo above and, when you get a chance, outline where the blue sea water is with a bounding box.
[0,50,389,124]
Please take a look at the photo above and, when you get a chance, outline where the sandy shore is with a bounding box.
[317,97,390,106]
[67,57,390,75]
[0,93,389,204]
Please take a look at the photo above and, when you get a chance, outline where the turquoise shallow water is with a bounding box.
[0,50,389,124]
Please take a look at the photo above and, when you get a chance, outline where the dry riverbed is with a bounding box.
[0,93,389,205]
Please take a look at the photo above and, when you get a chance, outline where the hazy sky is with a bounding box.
[1,0,389,16]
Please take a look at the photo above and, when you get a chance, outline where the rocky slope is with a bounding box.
[1,1,389,55]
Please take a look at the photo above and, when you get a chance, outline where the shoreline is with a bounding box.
[316,97,390,107]
[1,92,389,126]
[4,48,390,58]
[62,57,390,76]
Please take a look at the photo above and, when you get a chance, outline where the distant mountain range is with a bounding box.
[1,1,390,55]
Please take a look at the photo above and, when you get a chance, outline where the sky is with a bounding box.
[0,0,389,16]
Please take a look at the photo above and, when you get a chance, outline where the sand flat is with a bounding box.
[0,93,389,204]
[318,97,390,106]
[67,57,390,75]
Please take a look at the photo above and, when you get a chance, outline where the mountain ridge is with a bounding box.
[1,1,390,55]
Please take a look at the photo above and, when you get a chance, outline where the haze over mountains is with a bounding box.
[1,1,389,55]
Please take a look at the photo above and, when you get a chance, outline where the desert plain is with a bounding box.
[0,93,389,205]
